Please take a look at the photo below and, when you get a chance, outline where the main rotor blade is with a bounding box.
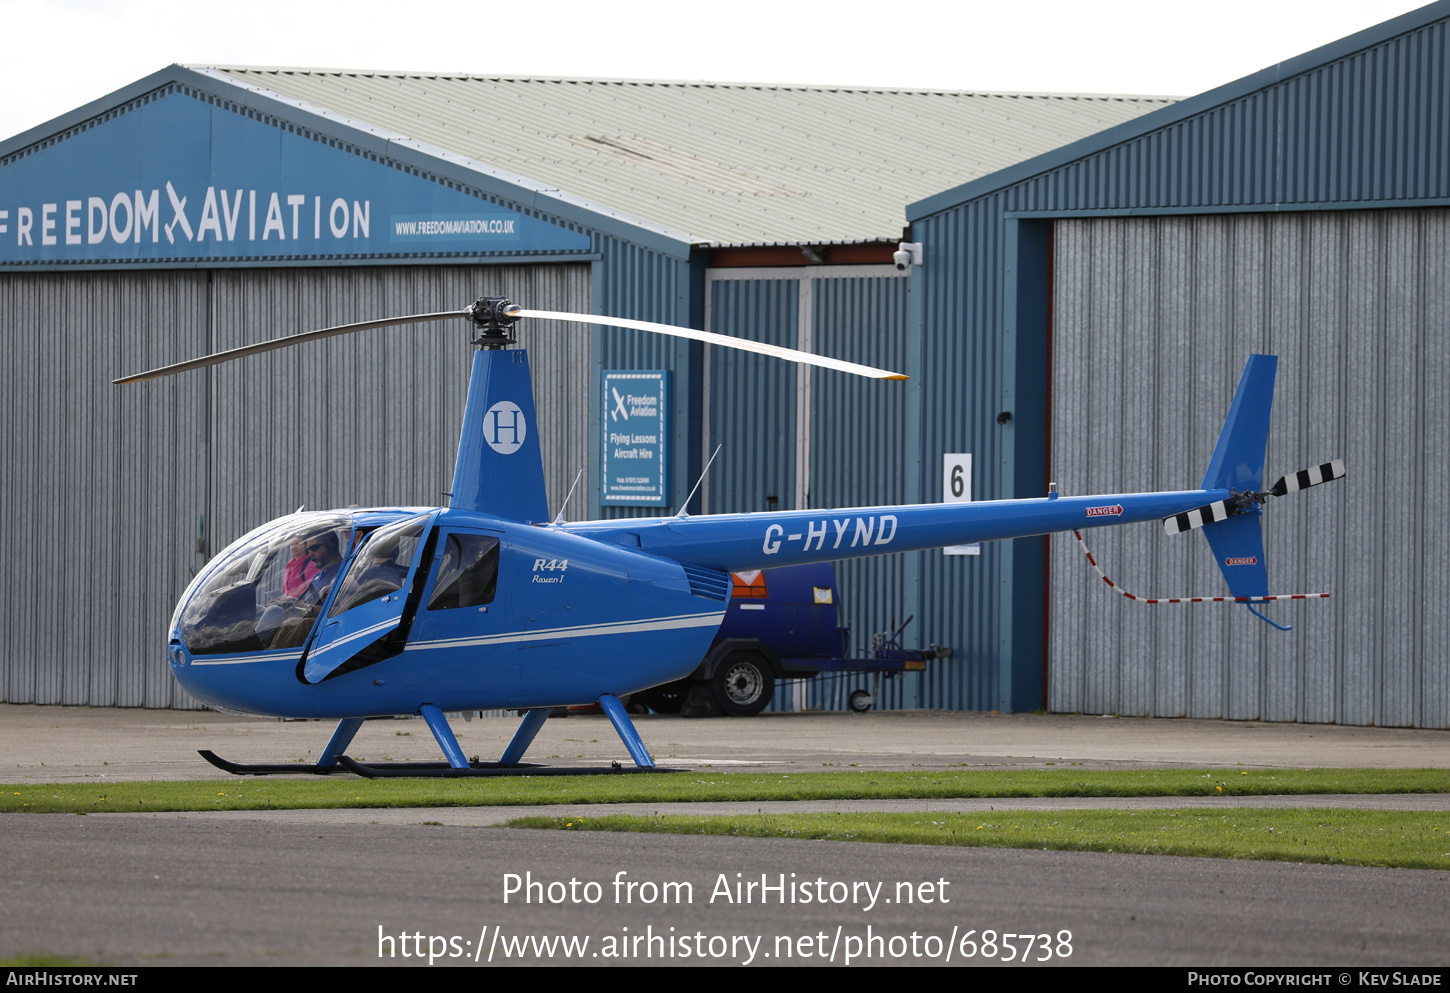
[511,308,909,380]
[113,310,469,384]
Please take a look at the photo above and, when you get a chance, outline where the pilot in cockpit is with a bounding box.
[299,530,344,602]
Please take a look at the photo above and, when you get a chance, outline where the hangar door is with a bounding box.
[0,262,589,709]
[702,265,912,709]
[1048,209,1450,728]
[0,270,210,708]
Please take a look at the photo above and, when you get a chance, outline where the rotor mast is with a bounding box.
[449,297,549,522]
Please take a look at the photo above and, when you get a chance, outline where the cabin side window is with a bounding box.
[427,534,499,610]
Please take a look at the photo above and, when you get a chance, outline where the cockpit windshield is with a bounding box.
[177,514,354,655]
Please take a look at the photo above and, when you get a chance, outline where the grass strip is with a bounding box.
[0,767,1445,814]
[0,954,93,967]
[506,808,1450,870]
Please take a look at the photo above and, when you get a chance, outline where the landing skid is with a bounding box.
[198,749,675,778]
[200,693,667,778]
[199,749,352,776]
[337,757,675,778]
[198,748,542,776]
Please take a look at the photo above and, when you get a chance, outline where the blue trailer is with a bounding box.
[638,563,949,717]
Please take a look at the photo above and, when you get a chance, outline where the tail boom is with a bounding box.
[567,488,1229,574]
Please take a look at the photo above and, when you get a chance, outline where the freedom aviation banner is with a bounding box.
[0,91,590,266]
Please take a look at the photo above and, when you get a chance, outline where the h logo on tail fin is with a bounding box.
[483,401,526,454]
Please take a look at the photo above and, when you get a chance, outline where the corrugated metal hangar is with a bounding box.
[908,1,1450,726]
[3,0,1447,725]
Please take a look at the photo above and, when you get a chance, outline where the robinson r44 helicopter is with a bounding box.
[116,297,1343,777]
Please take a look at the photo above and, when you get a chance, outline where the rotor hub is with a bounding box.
[467,296,522,348]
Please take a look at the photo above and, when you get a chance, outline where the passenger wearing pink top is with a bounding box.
[282,536,319,598]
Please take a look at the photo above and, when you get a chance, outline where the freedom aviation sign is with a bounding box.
[601,370,670,506]
[0,90,589,266]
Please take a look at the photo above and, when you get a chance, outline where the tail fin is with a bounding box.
[1201,354,1276,494]
[1199,355,1277,600]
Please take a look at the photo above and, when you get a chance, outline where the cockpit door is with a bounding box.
[300,512,437,683]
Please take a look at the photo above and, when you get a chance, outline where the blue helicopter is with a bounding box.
[116,297,1342,777]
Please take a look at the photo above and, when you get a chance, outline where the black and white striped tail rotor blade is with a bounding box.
[509,308,909,380]
[1163,500,1233,535]
[1269,459,1345,497]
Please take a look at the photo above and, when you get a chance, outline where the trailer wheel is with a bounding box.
[848,689,873,712]
[711,652,774,717]
[641,681,689,715]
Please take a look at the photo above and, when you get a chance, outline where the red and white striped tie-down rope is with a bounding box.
[1070,530,1331,604]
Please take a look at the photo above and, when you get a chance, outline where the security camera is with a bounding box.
[895,241,922,270]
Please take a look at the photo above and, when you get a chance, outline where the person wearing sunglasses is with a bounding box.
[298,530,344,605]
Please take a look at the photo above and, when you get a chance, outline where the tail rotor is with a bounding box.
[1164,459,1345,536]
[1158,456,1344,629]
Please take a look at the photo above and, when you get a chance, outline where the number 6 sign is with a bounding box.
[942,454,980,556]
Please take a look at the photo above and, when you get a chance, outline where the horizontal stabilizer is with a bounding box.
[1270,460,1345,497]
